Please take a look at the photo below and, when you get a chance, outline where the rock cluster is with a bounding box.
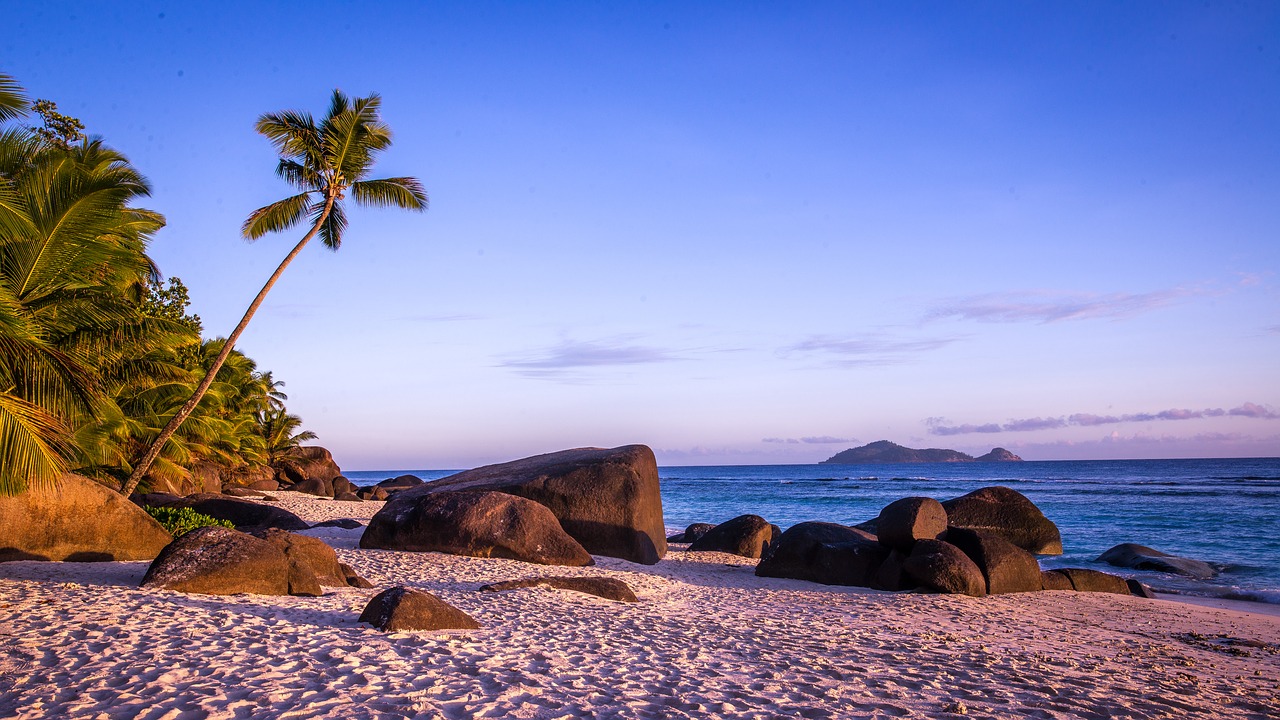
[756,487,1138,598]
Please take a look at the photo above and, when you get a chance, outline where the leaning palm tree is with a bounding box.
[122,90,427,495]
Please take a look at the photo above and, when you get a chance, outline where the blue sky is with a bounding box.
[8,1,1279,468]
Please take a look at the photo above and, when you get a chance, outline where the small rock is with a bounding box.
[359,586,480,632]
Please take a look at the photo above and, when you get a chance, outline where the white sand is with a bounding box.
[1,491,1277,719]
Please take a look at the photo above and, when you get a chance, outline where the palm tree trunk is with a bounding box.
[120,198,333,496]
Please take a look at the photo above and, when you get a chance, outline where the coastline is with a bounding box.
[1,491,1277,719]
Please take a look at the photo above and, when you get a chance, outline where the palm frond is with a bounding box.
[0,73,29,122]
[241,192,314,240]
[254,110,321,161]
[275,159,322,191]
[351,177,428,211]
[0,391,72,495]
[314,200,347,250]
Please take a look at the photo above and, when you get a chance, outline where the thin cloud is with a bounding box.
[500,338,678,380]
[787,334,958,366]
[925,288,1191,324]
[1230,402,1280,420]
[928,403,1280,435]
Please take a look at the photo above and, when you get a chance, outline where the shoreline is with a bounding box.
[2,491,1277,718]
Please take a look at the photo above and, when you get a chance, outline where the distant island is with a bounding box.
[821,440,1023,464]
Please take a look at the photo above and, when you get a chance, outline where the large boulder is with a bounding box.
[274,446,342,488]
[755,522,887,587]
[165,494,310,532]
[946,528,1043,594]
[254,528,363,590]
[141,527,295,595]
[942,486,1062,554]
[903,539,987,597]
[361,490,594,566]
[1095,543,1216,579]
[417,445,666,565]
[876,497,948,552]
[0,474,172,562]
[479,576,638,602]
[689,515,777,558]
[359,586,481,632]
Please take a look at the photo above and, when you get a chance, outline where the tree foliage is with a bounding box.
[0,73,320,496]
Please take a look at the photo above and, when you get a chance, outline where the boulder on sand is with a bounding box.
[689,515,777,558]
[377,474,424,491]
[1096,543,1216,579]
[1,474,172,562]
[755,522,887,587]
[141,526,297,595]
[942,486,1062,555]
[479,576,638,602]
[1040,570,1074,591]
[412,445,666,565]
[359,586,481,632]
[875,497,948,552]
[946,527,1043,594]
[903,539,986,597]
[360,490,594,566]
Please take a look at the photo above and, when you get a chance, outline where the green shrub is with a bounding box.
[145,505,236,536]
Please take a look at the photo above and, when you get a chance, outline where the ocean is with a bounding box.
[345,457,1280,605]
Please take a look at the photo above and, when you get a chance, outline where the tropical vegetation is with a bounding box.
[0,72,326,496]
[143,505,235,536]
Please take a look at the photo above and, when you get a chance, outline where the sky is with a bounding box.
[6,1,1279,468]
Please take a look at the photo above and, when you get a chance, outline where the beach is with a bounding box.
[1,491,1277,719]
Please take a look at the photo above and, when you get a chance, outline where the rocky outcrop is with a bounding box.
[668,523,715,543]
[822,441,1023,464]
[479,576,638,602]
[359,586,481,632]
[1,474,172,562]
[946,528,1043,594]
[755,522,886,586]
[875,497,948,552]
[141,527,295,595]
[689,515,778,558]
[903,540,986,597]
[942,486,1062,555]
[274,446,342,490]
[357,486,390,501]
[417,445,666,565]
[1096,543,1216,579]
[360,490,593,566]
[290,477,334,498]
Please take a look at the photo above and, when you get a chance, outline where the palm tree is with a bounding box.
[121,90,427,495]
[256,407,318,465]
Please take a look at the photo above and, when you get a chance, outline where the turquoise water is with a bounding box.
[346,457,1280,604]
